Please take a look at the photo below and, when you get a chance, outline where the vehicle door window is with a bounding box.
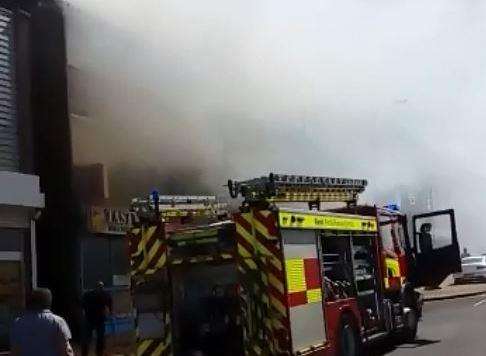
[415,214,452,253]
[396,223,407,251]
[379,215,403,256]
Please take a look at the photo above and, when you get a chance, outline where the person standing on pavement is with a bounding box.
[10,288,74,356]
[81,281,113,356]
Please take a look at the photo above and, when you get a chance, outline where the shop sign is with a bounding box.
[88,206,138,235]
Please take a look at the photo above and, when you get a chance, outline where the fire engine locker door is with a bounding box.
[411,209,461,287]
[281,229,326,353]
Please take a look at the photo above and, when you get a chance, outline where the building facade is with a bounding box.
[0,1,46,350]
[0,0,80,350]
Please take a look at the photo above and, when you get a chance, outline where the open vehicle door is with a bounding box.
[411,209,461,287]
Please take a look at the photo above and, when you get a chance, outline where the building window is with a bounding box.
[0,228,22,251]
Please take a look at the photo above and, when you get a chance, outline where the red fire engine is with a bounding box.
[227,173,461,356]
[128,175,461,356]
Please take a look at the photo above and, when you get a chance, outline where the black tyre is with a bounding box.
[402,308,418,342]
[338,314,361,356]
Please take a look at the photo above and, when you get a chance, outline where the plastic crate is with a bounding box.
[104,318,115,335]
[105,316,135,335]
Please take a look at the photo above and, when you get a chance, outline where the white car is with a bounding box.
[453,256,486,284]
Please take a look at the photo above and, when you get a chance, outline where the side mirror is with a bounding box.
[419,223,433,253]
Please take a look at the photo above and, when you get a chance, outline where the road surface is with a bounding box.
[367,294,486,355]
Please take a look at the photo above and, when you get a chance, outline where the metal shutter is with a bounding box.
[0,8,17,171]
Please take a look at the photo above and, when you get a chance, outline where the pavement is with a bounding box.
[420,275,486,301]
[367,293,486,355]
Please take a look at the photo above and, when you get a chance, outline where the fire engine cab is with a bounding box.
[227,173,461,356]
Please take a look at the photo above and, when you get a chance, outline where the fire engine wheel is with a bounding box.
[339,314,361,356]
[402,308,419,342]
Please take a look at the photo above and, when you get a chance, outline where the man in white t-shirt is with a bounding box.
[10,288,73,356]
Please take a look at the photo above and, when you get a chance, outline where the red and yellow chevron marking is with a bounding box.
[234,209,291,355]
[128,224,167,276]
[136,312,172,356]
[136,336,171,356]
[285,258,322,307]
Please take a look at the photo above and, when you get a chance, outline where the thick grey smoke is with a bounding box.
[64,0,486,251]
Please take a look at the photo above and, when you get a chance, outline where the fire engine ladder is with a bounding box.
[131,194,229,221]
[228,173,367,207]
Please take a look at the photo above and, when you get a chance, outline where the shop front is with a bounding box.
[0,172,44,352]
[82,207,136,324]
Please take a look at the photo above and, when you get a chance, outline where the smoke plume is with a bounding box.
[64,0,486,251]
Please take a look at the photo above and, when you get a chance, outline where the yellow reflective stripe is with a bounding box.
[264,317,272,329]
[268,272,285,294]
[145,252,167,274]
[238,243,252,257]
[138,238,161,273]
[385,257,400,277]
[252,216,278,241]
[136,226,158,272]
[238,244,258,270]
[285,259,306,293]
[153,338,169,355]
[154,252,167,269]
[270,295,287,317]
[131,248,143,258]
[244,259,257,270]
[261,272,268,286]
[306,288,322,303]
[143,226,157,242]
[384,278,390,288]
[279,212,377,232]
[137,339,153,355]
[236,224,254,248]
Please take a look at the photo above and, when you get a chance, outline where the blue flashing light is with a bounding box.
[384,203,400,211]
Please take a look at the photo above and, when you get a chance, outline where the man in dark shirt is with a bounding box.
[419,223,433,253]
[81,281,112,356]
